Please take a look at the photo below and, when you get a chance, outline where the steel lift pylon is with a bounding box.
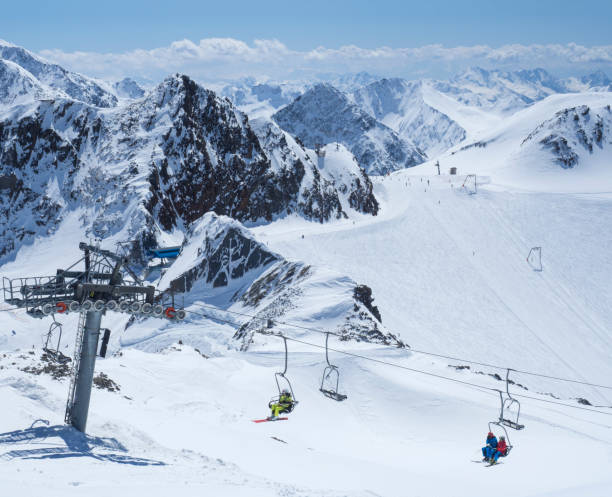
[3,242,185,433]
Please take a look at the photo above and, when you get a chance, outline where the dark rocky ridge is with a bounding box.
[0,75,378,263]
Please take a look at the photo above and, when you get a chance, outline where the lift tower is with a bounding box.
[3,242,184,433]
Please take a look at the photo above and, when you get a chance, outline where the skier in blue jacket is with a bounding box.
[482,431,498,462]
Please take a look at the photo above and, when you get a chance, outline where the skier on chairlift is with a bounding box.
[481,431,498,462]
[489,436,508,465]
[269,389,294,420]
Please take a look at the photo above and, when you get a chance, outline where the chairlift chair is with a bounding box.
[268,335,298,413]
[43,319,71,364]
[488,420,514,456]
[527,247,542,272]
[497,369,525,430]
[320,333,347,401]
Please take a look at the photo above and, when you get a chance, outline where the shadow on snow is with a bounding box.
[0,420,165,466]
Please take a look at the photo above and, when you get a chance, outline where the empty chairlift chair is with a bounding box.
[320,333,348,402]
[43,318,71,364]
[497,369,525,430]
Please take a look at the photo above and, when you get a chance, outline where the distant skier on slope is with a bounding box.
[269,389,294,420]
[489,436,508,465]
[482,431,498,462]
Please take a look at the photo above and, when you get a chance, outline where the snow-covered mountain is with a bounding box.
[352,78,466,156]
[2,39,612,497]
[220,79,306,119]
[0,39,117,108]
[112,77,145,99]
[0,74,379,265]
[522,103,612,169]
[154,212,398,350]
[416,92,612,191]
[564,70,612,92]
[0,59,57,107]
[273,83,427,175]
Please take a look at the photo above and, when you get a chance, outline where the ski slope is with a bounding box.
[2,115,612,494]
[1,169,611,495]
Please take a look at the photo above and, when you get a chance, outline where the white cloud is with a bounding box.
[37,38,612,83]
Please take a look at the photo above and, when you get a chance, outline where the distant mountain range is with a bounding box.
[218,66,612,171]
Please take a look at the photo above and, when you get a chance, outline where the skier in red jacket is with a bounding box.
[490,436,508,464]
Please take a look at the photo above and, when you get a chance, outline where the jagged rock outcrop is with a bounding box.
[251,118,378,218]
[273,83,426,175]
[155,213,401,350]
[522,104,612,168]
[163,213,280,293]
[0,74,378,263]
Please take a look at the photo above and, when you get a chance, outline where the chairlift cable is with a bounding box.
[277,335,612,417]
[188,302,612,391]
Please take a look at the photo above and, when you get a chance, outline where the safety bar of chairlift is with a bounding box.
[488,421,513,452]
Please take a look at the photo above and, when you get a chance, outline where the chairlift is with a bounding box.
[497,369,525,430]
[487,420,514,456]
[461,174,477,195]
[43,318,71,364]
[268,335,298,413]
[527,247,542,272]
[320,333,347,401]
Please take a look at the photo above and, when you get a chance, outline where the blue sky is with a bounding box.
[2,0,611,52]
[2,0,612,81]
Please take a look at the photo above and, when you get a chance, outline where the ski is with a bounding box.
[485,461,503,467]
[253,417,288,423]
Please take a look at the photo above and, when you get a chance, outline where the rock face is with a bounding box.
[163,213,281,293]
[522,104,612,168]
[251,118,379,219]
[273,83,427,175]
[352,78,466,156]
[0,74,378,263]
[0,40,117,108]
[154,213,401,349]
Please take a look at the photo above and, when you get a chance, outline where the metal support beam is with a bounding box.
[69,310,102,433]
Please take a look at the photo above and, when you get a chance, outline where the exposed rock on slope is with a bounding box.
[273,83,426,175]
[156,213,401,350]
[251,119,378,218]
[522,104,612,168]
[0,74,378,263]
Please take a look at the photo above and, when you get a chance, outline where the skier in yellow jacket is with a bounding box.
[269,389,294,419]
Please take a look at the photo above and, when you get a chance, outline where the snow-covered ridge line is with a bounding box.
[0,73,378,265]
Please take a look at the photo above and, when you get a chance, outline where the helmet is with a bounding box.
[500,436,506,441]
[487,432,494,437]
[282,389,290,395]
